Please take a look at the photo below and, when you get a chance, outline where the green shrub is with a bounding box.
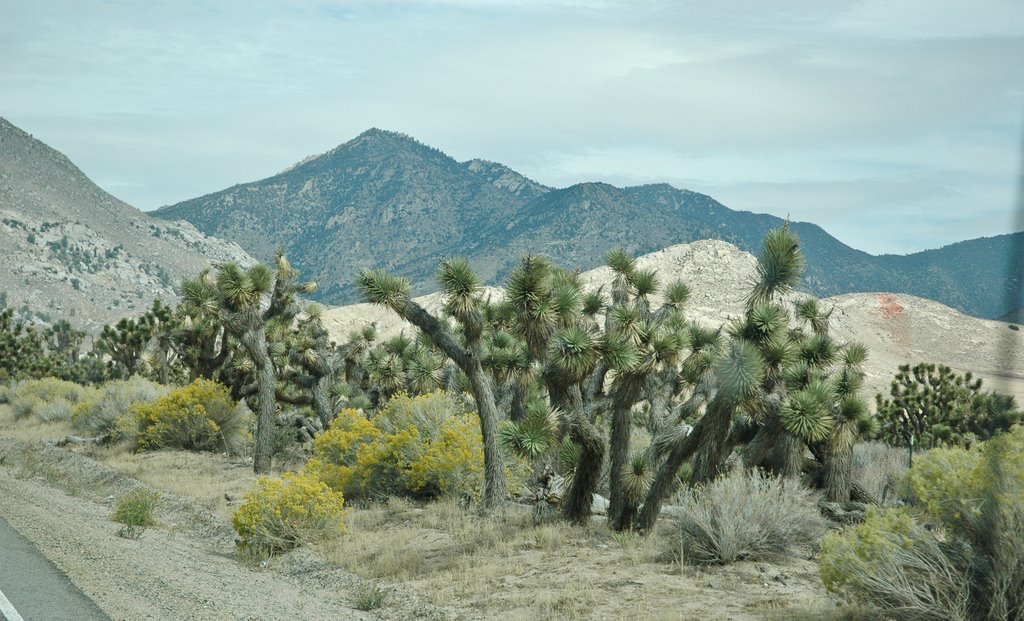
[130,378,250,453]
[307,391,484,500]
[71,376,169,437]
[232,470,347,555]
[674,469,827,564]
[112,488,161,539]
[820,426,1024,621]
[351,583,388,611]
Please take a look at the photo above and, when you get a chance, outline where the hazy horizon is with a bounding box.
[2,0,1022,255]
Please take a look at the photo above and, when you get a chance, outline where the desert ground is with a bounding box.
[0,403,868,621]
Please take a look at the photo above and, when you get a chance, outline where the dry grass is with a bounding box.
[851,441,910,505]
[91,448,257,521]
[0,403,74,443]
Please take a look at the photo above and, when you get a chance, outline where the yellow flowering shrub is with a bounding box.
[306,408,384,496]
[130,378,249,453]
[408,415,483,497]
[308,392,486,500]
[232,470,347,554]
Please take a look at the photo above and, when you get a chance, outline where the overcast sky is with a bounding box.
[2,0,1022,255]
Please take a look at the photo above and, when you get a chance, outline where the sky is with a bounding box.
[1,0,1022,255]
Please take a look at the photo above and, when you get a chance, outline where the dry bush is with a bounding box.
[851,441,909,505]
[72,376,169,437]
[673,469,828,564]
[7,377,92,421]
[35,398,74,422]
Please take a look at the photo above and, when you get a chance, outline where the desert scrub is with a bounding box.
[851,441,909,506]
[71,376,169,437]
[232,470,347,555]
[673,469,827,564]
[307,392,485,500]
[112,488,161,539]
[8,377,92,421]
[130,378,249,453]
[820,426,1024,621]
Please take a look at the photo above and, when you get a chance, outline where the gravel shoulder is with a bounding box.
[0,439,453,621]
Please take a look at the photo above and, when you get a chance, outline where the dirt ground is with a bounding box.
[0,406,846,621]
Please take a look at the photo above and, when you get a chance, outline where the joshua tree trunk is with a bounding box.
[311,374,332,429]
[241,328,276,474]
[635,412,708,532]
[547,378,603,524]
[509,381,528,422]
[466,359,508,506]
[823,443,853,502]
[822,423,856,503]
[766,430,805,479]
[562,408,605,524]
[608,375,644,531]
[689,395,736,485]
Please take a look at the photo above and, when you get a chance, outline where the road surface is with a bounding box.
[0,516,109,621]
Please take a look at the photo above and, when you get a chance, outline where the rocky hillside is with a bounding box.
[320,239,1024,404]
[155,129,1022,319]
[0,117,254,331]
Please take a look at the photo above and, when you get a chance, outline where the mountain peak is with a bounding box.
[347,128,437,152]
[354,127,412,141]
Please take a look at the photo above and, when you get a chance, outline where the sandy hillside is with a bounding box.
[322,239,1024,404]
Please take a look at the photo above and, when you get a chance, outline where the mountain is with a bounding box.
[319,239,1024,405]
[154,129,1022,319]
[0,117,254,331]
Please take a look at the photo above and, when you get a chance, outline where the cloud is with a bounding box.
[0,0,1021,253]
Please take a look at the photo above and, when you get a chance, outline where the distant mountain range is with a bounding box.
[0,117,254,331]
[154,129,1021,320]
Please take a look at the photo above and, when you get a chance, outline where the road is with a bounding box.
[0,516,109,621]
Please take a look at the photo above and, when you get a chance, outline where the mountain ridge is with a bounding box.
[141,127,1019,320]
[0,117,255,331]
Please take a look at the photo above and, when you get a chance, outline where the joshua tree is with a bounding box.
[357,259,508,507]
[95,316,151,378]
[181,252,315,474]
[599,249,691,531]
[273,303,343,430]
[635,225,875,531]
[875,362,1023,451]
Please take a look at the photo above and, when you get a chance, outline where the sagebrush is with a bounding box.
[673,469,827,564]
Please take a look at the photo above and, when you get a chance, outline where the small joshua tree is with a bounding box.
[876,362,1022,450]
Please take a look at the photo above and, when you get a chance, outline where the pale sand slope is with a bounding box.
[322,240,1024,405]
